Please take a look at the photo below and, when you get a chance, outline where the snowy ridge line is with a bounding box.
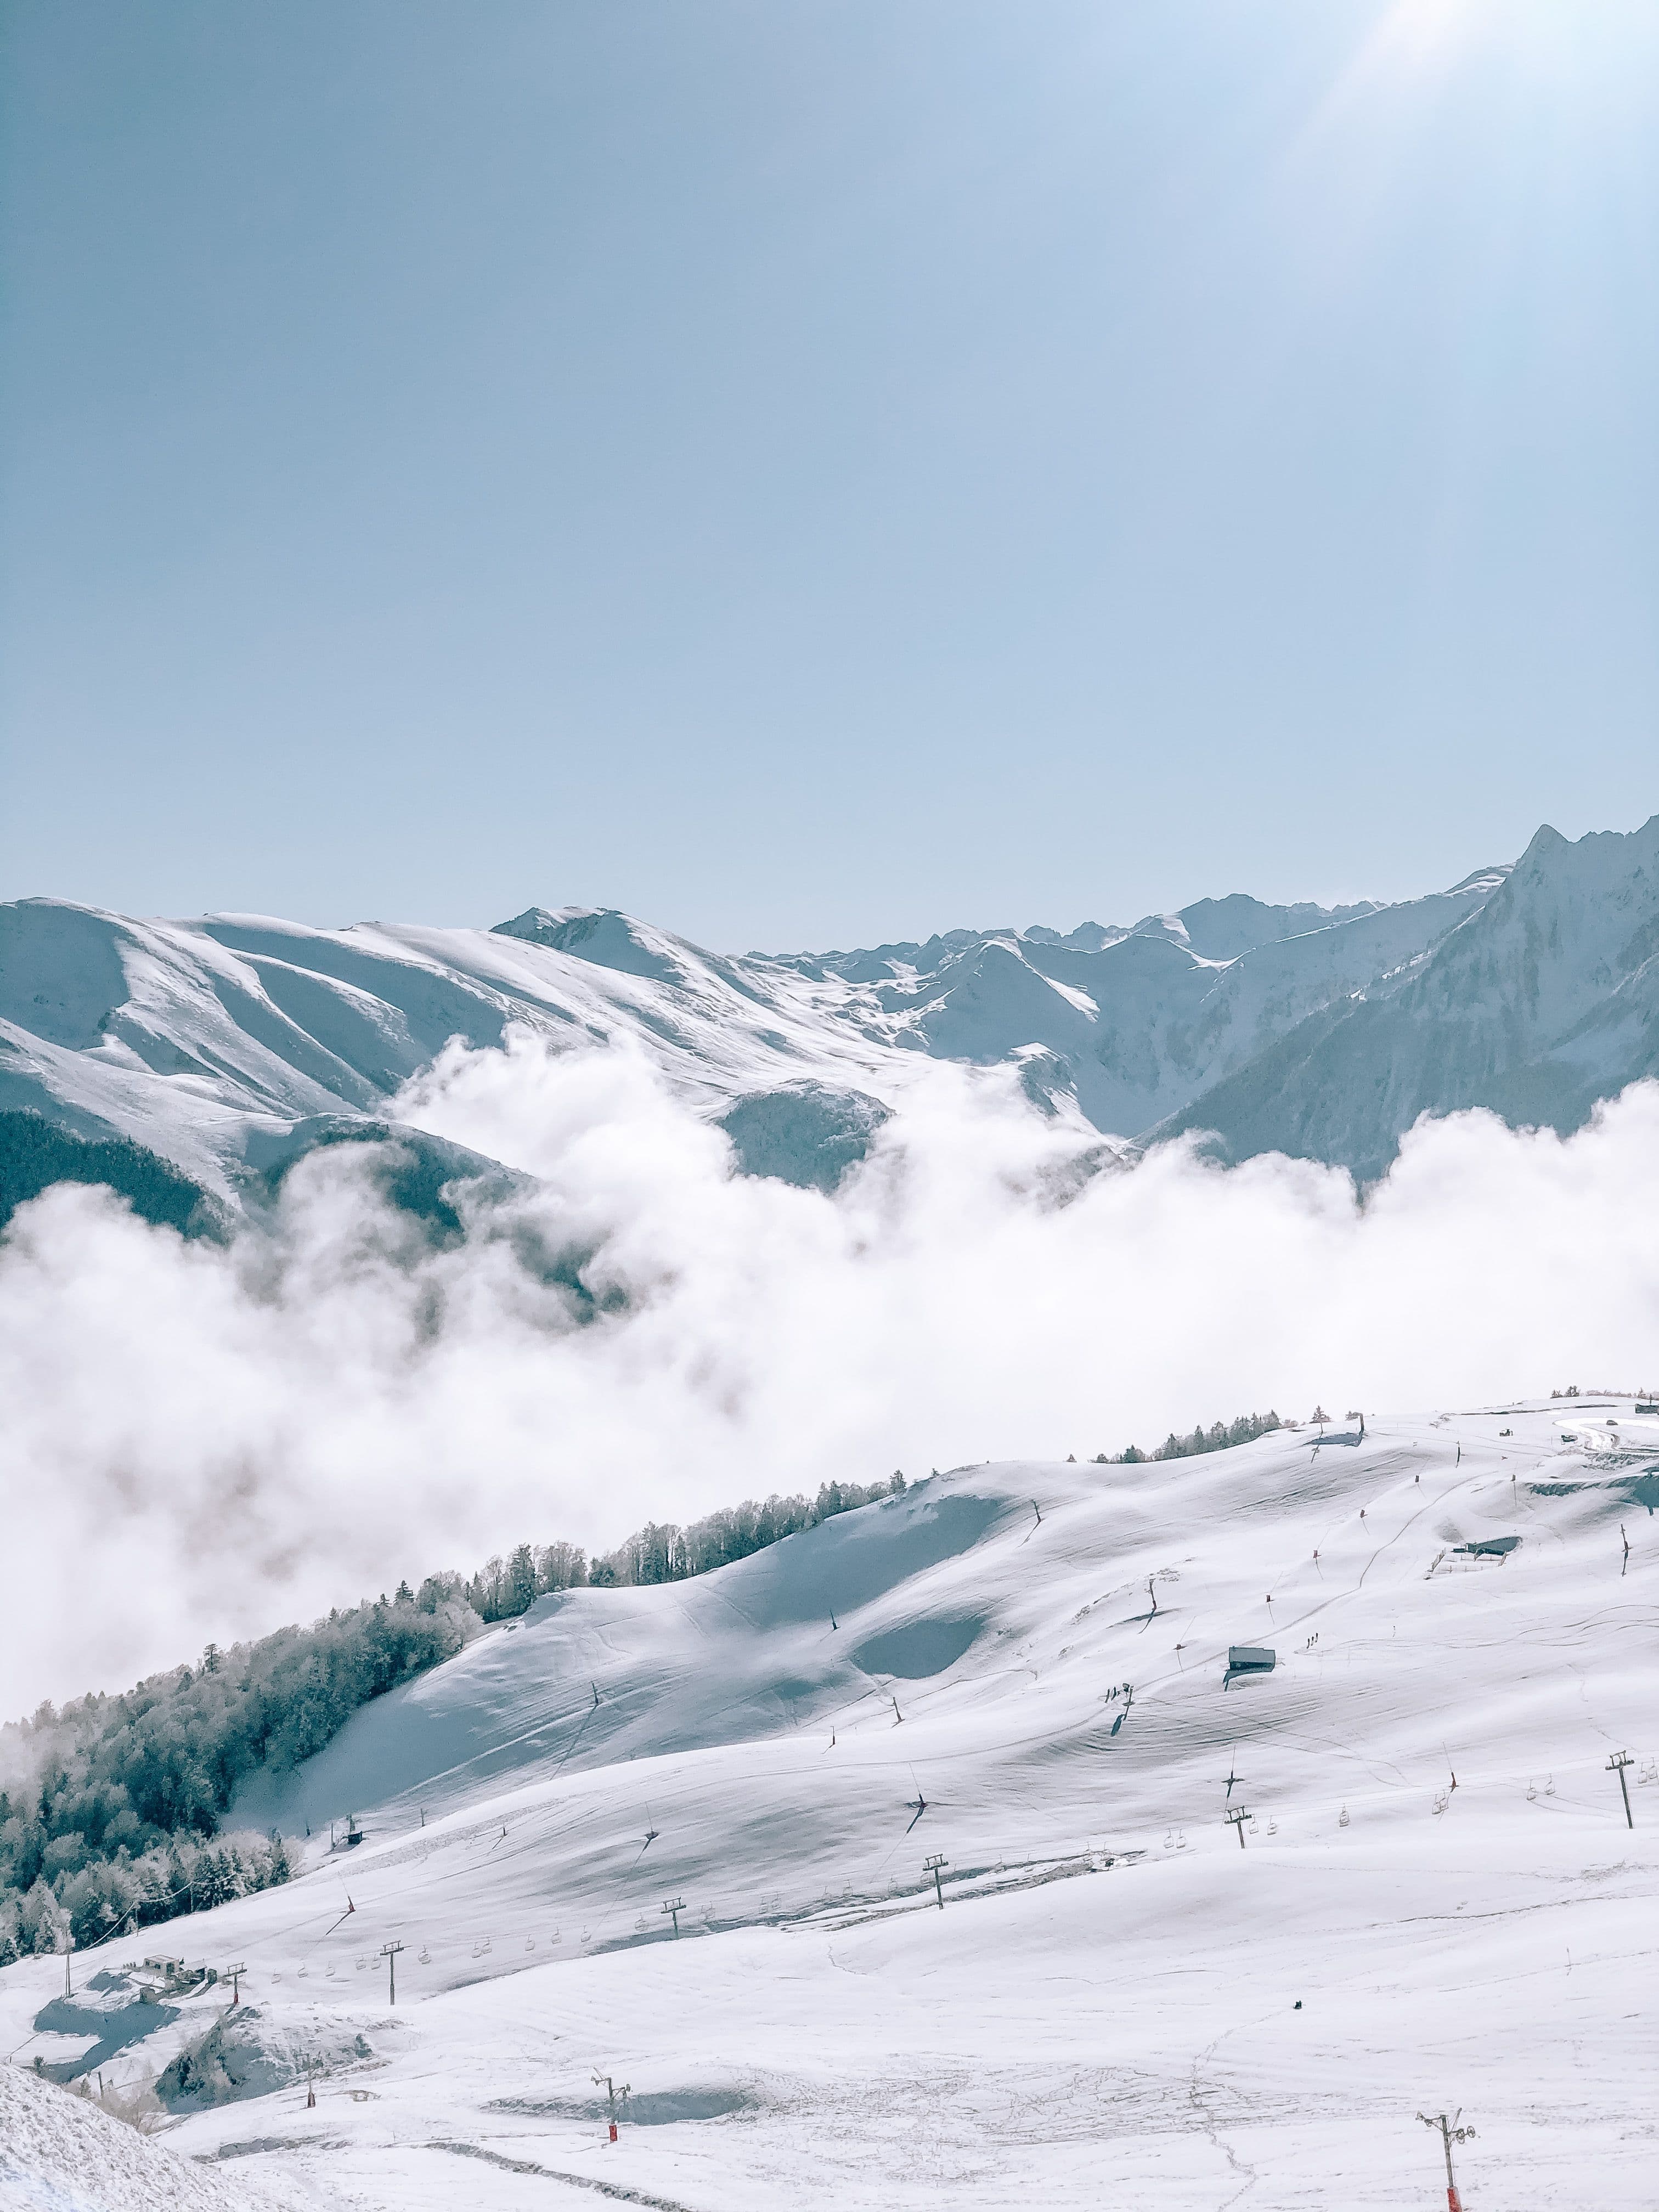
[9,817,1658,1204]
[427,2138,697,2207]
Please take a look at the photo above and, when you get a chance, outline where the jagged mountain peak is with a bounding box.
[1158,815,1659,1178]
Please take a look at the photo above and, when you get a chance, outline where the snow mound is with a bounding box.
[156,2006,377,2113]
[0,2061,313,2211]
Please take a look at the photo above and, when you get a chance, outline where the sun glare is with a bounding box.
[1326,0,1659,111]
[1370,0,1485,72]
[1295,0,1659,199]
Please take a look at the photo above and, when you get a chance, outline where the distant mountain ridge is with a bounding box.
[764,866,1515,1137]
[0,817,1654,1221]
[770,887,1402,977]
[1156,818,1659,1178]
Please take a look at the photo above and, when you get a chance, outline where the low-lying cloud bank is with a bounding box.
[3,1031,1657,1719]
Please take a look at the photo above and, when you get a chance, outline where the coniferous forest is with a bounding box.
[0,1595,466,1962]
[0,1108,219,1236]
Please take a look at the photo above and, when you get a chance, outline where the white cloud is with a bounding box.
[3,1029,1657,1719]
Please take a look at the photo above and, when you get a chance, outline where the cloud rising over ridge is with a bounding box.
[3,1028,1657,1719]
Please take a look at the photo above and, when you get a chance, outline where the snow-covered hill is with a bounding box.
[3,816,1656,1216]
[4,1402,1655,2209]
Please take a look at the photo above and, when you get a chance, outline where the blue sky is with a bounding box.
[2,1,1655,946]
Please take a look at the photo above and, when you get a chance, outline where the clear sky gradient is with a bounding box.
[3,1,1655,947]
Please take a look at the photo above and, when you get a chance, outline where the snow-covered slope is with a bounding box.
[4,817,1657,1209]
[4,1403,1655,2208]
[0,901,921,1205]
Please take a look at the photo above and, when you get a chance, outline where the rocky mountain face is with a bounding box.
[0,817,1653,1220]
[1156,817,1659,1178]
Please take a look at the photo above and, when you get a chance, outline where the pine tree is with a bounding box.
[506,1544,537,1614]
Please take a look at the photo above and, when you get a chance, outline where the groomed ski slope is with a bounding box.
[3,1403,1656,2210]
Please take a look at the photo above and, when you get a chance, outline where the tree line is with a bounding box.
[0,1592,471,1962]
[1097,1409,1284,1464]
[455,1473,908,1621]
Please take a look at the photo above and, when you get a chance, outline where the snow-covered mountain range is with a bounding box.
[2,815,1656,1216]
